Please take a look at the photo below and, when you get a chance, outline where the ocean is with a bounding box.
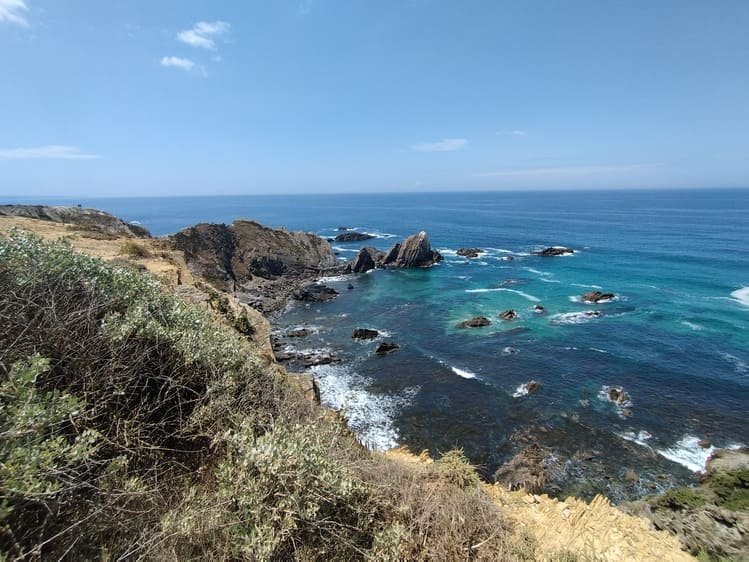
[16,189,749,501]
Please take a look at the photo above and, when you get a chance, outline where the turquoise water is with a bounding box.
[16,189,748,500]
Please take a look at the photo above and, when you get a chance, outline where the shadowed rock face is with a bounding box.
[350,247,384,273]
[382,231,442,268]
[0,205,150,237]
[171,220,338,308]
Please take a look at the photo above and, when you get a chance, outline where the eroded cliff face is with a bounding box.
[170,220,339,310]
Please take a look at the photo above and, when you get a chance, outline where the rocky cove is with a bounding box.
[2,204,747,560]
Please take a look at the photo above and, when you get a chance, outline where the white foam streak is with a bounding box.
[656,436,716,473]
[450,366,477,379]
[465,287,540,302]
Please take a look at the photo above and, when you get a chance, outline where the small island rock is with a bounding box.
[533,246,574,257]
[352,328,380,340]
[582,291,616,303]
[457,317,491,328]
[375,341,400,355]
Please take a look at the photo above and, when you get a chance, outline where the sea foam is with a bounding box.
[310,363,417,451]
[730,287,749,307]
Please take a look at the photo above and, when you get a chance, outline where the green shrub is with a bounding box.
[708,468,749,511]
[654,488,707,511]
[119,239,151,258]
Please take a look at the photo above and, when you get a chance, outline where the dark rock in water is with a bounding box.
[374,341,400,355]
[0,204,151,238]
[337,226,351,231]
[350,246,384,273]
[513,380,541,398]
[534,246,574,257]
[287,328,313,338]
[382,231,442,268]
[533,304,545,314]
[347,283,354,290]
[335,231,375,242]
[698,439,713,449]
[499,309,518,321]
[457,247,482,258]
[494,444,551,493]
[606,386,631,406]
[502,346,519,355]
[582,290,616,303]
[302,352,337,367]
[457,317,491,329]
[292,283,339,302]
[352,328,379,340]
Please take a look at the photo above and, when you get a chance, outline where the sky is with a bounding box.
[1,0,748,197]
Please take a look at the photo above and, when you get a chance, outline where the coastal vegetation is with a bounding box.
[0,231,515,560]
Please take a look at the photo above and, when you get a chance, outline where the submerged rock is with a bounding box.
[582,290,616,303]
[457,317,491,329]
[337,226,351,231]
[534,246,574,257]
[374,341,400,355]
[292,283,339,303]
[335,231,375,242]
[533,304,545,314]
[352,328,380,340]
[286,328,313,338]
[494,444,551,493]
[382,231,442,268]
[457,247,482,258]
[606,386,631,406]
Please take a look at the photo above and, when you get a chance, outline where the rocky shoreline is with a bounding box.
[2,205,745,560]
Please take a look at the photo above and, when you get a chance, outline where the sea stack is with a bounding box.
[382,231,442,268]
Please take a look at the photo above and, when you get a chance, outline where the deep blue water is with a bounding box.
[11,189,748,500]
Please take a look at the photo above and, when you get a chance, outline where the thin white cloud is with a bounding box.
[161,56,196,71]
[496,129,528,137]
[0,0,29,27]
[0,145,100,160]
[177,20,230,50]
[473,164,649,178]
[411,138,467,152]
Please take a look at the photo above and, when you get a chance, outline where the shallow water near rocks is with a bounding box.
[28,189,749,501]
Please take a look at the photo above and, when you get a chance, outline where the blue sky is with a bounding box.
[1,0,748,196]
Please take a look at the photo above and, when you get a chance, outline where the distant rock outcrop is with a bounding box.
[582,291,616,303]
[374,341,400,355]
[381,231,442,268]
[0,205,150,238]
[534,246,574,257]
[457,247,482,258]
[335,231,375,242]
[499,309,518,321]
[171,220,338,310]
[352,328,380,340]
[349,247,384,273]
[457,317,491,329]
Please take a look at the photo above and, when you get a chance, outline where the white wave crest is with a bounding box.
[310,364,417,451]
[730,287,749,307]
[512,384,530,398]
[451,366,477,379]
[618,430,653,447]
[681,320,703,331]
[550,311,601,325]
[571,283,603,289]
